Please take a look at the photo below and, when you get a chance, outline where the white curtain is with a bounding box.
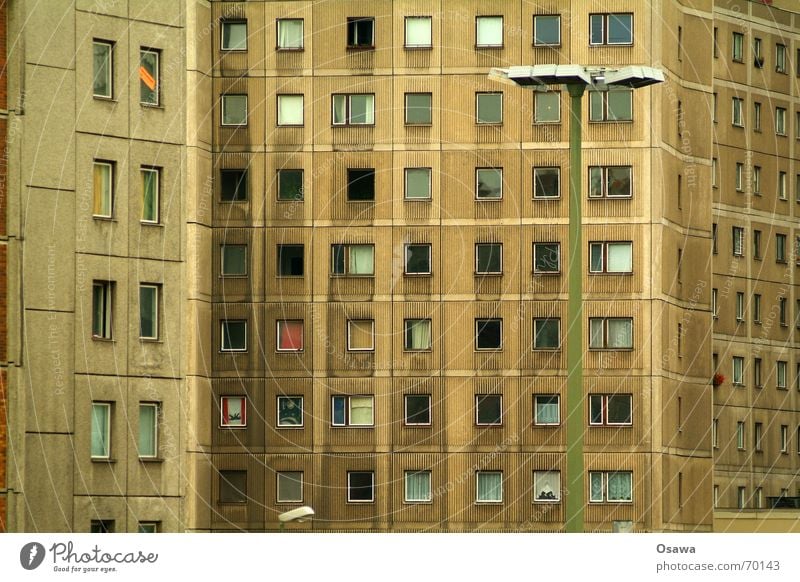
[405,471,431,501]
[349,245,374,275]
[589,318,604,348]
[534,471,560,501]
[536,396,559,424]
[278,19,303,48]
[278,95,303,125]
[408,320,431,350]
[350,94,374,124]
[405,17,431,46]
[589,472,604,501]
[349,396,374,425]
[138,404,157,456]
[607,318,633,348]
[332,95,346,124]
[607,472,632,501]
[607,243,632,273]
[477,472,502,502]
[476,17,502,46]
[91,404,109,457]
[223,22,247,50]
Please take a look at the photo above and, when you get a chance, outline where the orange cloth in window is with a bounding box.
[139,66,156,90]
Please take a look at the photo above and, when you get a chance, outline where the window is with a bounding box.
[277,396,303,427]
[221,319,246,352]
[589,166,632,198]
[277,472,303,503]
[712,92,718,122]
[139,48,159,106]
[533,318,560,350]
[404,394,431,426]
[755,488,763,509]
[777,361,787,389]
[404,471,431,503]
[733,356,744,385]
[347,471,374,502]
[732,97,744,127]
[219,470,247,503]
[754,357,762,386]
[405,168,431,200]
[221,169,247,202]
[476,168,502,199]
[589,471,632,503]
[776,43,787,73]
[137,522,158,533]
[713,27,718,58]
[533,242,560,274]
[732,32,744,62]
[754,102,762,131]
[732,227,744,256]
[736,292,744,321]
[779,171,787,199]
[779,298,788,327]
[533,471,560,502]
[533,15,560,46]
[405,244,431,275]
[277,94,304,126]
[277,169,303,201]
[347,168,375,201]
[92,281,113,339]
[221,20,247,51]
[139,284,159,340]
[475,394,502,426]
[735,422,745,450]
[735,162,744,191]
[347,319,374,351]
[138,403,158,458]
[712,223,718,254]
[332,94,374,125]
[737,486,746,508]
[589,13,633,45]
[91,402,111,459]
[712,158,718,187]
[476,16,503,47]
[277,19,304,50]
[534,92,560,123]
[331,244,374,276]
[712,418,719,448]
[753,230,762,259]
[754,37,763,66]
[220,396,247,428]
[347,17,374,49]
[754,422,763,451]
[221,94,247,125]
[589,89,632,122]
[93,161,113,218]
[475,318,502,350]
[533,167,559,198]
[140,167,159,223]
[90,520,114,534]
[277,320,304,352]
[534,395,559,426]
[404,319,431,351]
[677,26,682,61]
[776,233,787,262]
[92,40,113,98]
[589,317,633,349]
[712,288,718,318]
[221,244,247,277]
[781,425,789,453]
[476,92,502,124]
[405,93,432,125]
[753,294,761,323]
[475,243,502,274]
[476,472,503,503]
[404,16,432,48]
[277,244,303,277]
[589,394,632,426]
[753,165,761,194]
[776,107,787,135]
[589,241,632,274]
[332,395,374,427]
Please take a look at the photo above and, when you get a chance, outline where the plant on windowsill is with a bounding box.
[712,373,725,387]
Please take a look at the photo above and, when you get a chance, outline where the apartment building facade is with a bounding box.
[2,0,797,533]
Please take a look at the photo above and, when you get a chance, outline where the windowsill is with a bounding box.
[475,45,504,50]
[93,95,116,102]
[220,274,248,279]
[140,221,163,227]
[776,133,787,138]
[588,119,634,124]
[219,200,248,204]
[403,500,433,505]
[780,323,788,328]
[218,501,247,506]
[777,386,788,391]
[754,256,762,261]
[732,124,744,129]
[754,192,762,196]
[346,199,376,204]
[755,384,763,389]
[331,425,375,429]
[92,216,116,222]
[588,195,633,200]
[475,272,502,277]
[754,321,762,325]
[533,43,562,48]
[403,423,432,428]
[346,46,375,51]
[221,123,248,128]
[475,424,503,428]
[276,349,304,354]
[777,260,788,264]
[276,424,304,430]
[91,458,117,464]
[403,46,433,51]
[533,348,561,352]
[475,501,504,505]
[533,120,561,125]
[533,423,560,428]
[140,103,163,110]
[475,197,503,202]
[276,500,304,506]
[332,124,375,128]
[405,123,433,127]
[330,274,375,279]
[588,348,634,352]
[474,349,503,353]
[139,457,164,463]
[277,124,304,129]
[403,349,432,354]
[346,500,375,504]
[589,424,633,428]
[139,338,162,344]
[533,499,561,504]
[404,273,432,277]
[589,271,634,276]
[533,196,561,201]
[754,129,762,133]
[275,275,304,279]
[220,425,248,430]
[276,47,305,52]
[532,271,561,276]
[404,197,432,202]
[475,122,503,126]
[276,198,304,203]
[732,382,744,387]
[92,337,115,342]
[346,349,375,353]
[588,500,633,505]
[221,48,248,53]
[220,350,248,354]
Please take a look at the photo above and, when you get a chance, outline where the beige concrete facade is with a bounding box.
[2,0,798,533]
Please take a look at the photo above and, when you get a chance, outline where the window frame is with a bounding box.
[588,241,633,274]
[331,243,375,276]
[91,280,114,340]
[404,470,432,503]
[332,93,375,126]
[277,471,304,504]
[533,242,561,274]
[475,318,503,351]
[404,243,432,276]
[221,244,248,278]
[404,92,432,125]
[347,471,375,503]
[220,319,247,353]
[346,168,376,202]
[92,160,114,219]
[276,18,304,51]
[732,226,745,256]
[276,93,304,127]
[346,319,375,352]
[219,470,248,504]
[776,43,787,73]
[277,244,304,277]
[475,167,503,200]
[403,318,432,352]
[732,31,744,62]
[779,171,787,200]
[589,471,633,503]
[475,394,503,426]
[475,242,503,275]
[276,319,304,352]
[220,20,248,52]
[733,356,744,385]
[331,395,375,428]
[220,168,247,202]
[533,470,561,503]
[475,92,503,125]
[139,47,160,107]
[534,91,561,124]
[588,165,633,198]
[277,168,303,201]
[140,166,160,224]
[533,14,561,47]
[533,166,560,199]
[138,283,160,341]
[137,522,158,533]
[475,15,503,48]
[404,167,432,200]
[404,16,432,49]
[776,107,787,135]
[221,94,248,126]
[777,361,787,390]
[137,402,159,459]
[588,317,634,350]
[533,318,561,351]
[475,471,503,504]
[732,96,744,127]
[219,395,247,428]
[776,233,787,263]
[277,395,304,428]
[346,17,375,50]
[404,394,432,426]
[91,401,111,459]
[588,394,633,426]
[588,89,633,123]
[589,13,634,46]
[533,394,560,426]
[92,40,113,99]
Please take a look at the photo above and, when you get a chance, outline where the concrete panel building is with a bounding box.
[2,0,798,532]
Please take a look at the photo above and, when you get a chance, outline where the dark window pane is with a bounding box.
[607,395,632,424]
[607,167,632,197]
[405,395,431,424]
[589,243,603,272]
[476,319,502,349]
[222,245,247,276]
[589,395,603,424]
[608,14,633,44]
[278,396,303,426]
[589,14,604,44]
[347,18,374,47]
[534,319,560,349]
[221,320,246,351]
[477,93,502,123]
[534,168,559,198]
[332,396,346,425]
[278,245,304,276]
[405,93,432,124]
[534,15,560,45]
[219,470,247,503]
[476,168,502,199]
[405,244,431,274]
[476,244,502,273]
[534,243,560,272]
[90,520,114,533]
[221,170,247,201]
[331,244,346,274]
[476,395,502,424]
[348,472,374,501]
[278,169,303,201]
[347,169,375,201]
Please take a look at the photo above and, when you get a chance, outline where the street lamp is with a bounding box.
[278,506,315,531]
[490,64,663,533]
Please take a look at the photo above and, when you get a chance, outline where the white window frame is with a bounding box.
[533,14,560,47]
[331,243,375,276]
[277,471,304,503]
[219,395,247,428]
[404,16,432,49]
[533,318,561,351]
[93,161,114,219]
[776,107,787,135]
[475,168,503,200]
[403,318,432,352]
[533,242,561,274]
[754,422,763,451]
[712,418,719,448]
[735,162,744,191]
[589,13,634,46]
[588,241,633,274]
[404,243,432,276]
[92,40,113,99]
[139,48,160,106]
[221,243,248,278]
[533,167,560,199]
[277,395,304,428]
[91,402,111,459]
[332,93,375,126]
[753,165,761,194]
[404,394,432,426]
[534,91,561,123]
[736,422,745,450]
[732,97,744,127]
[277,94,304,126]
[346,17,375,49]
[475,471,503,503]
[220,319,247,352]
[331,395,375,427]
[475,242,503,274]
[732,32,744,62]
[276,319,304,352]
[346,319,375,352]
[475,318,503,351]
[140,167,160,224]
[588,317,633,350]
[138,402,159,459]
[533,470,561,503]
[475,15,503,48]
[221,20,247,51]
[779,171,787,199]
[712,288,718,318]
[404,92,432,125]
[588,89,633,122]
[736,292,744,321]
[138,283,159,340]
[589,471,633,503]
[776,43,787,73]
[533,394,560,426]
[777,361,787,389]
[276,18,304,50]
[92,280,113,339]
[733,356,744,385]
[754,101,762,131]
[221,94,248,126]
[732,226,745,256]
[588,166,633,198]
[776,233,787,263]
[404,167,432,200]
[589,394,633,426]
[404,470,432,503]
[780,425,789,453]
[347,471,375,503]
[475,394,503,426]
